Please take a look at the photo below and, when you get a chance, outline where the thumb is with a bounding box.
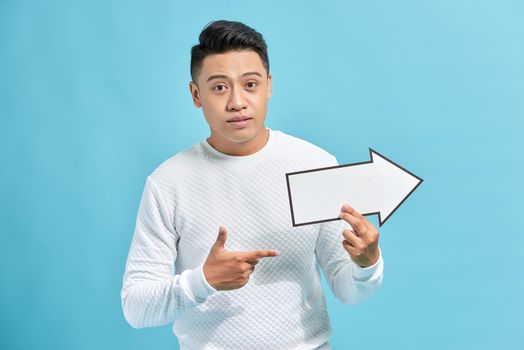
[212,226,228,250]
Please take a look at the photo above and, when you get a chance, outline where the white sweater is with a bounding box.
[121,128,384,350]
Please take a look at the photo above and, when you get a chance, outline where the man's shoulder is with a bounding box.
[147,141,205,185]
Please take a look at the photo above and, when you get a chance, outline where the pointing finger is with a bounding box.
[256,249,281,258]
[243,249,280,261]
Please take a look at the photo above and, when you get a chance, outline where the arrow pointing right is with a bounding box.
[286,148,423,227]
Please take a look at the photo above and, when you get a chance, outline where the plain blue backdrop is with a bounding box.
[1,1,522,349]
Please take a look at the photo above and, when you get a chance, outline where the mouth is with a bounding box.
[227,116,252,122]
[227,116,253,128]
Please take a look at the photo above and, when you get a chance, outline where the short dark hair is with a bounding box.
[190,20,270,83]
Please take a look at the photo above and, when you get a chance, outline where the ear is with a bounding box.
[189,81,202,108]
[266,73,272,100]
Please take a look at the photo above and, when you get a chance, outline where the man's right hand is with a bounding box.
[203,226,280,291]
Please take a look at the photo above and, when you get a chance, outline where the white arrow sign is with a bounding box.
[286,148,423,227]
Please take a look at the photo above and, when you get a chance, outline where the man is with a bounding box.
[121,20,383,349]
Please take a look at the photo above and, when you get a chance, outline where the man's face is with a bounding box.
[189,50,272,150]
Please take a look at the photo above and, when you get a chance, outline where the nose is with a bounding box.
[227,86,247,111]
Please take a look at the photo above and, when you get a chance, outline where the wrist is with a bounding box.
[186,263,217,302]
[203,262,220,290]
[352,246,382,280]
[357,250,380,268]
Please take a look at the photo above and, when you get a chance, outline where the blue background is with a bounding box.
[1,1,522,349]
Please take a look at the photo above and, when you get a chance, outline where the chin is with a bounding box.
[224,124,264,142]
[225,131,257,144]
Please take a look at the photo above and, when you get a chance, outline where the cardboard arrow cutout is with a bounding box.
[286,148,423,227]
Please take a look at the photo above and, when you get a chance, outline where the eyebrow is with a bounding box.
[206,71,263,82]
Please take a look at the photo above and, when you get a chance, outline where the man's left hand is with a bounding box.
[338,204,380,268]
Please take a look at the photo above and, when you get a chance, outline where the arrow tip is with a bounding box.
[368,148,423,226]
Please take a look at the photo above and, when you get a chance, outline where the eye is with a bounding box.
[212,84,227,92]
[246,81,258,89]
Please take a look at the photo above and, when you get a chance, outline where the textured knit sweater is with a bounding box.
[121,128,384,350]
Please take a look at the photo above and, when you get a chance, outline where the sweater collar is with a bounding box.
[201,127,276,163]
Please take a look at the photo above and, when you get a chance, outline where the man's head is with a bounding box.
[190,20,269,83]
[189,20,272,156]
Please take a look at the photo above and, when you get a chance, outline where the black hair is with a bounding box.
[190,20,269,83]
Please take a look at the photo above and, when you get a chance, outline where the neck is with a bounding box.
[207,127,269,156]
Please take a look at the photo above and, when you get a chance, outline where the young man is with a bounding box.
[121,20,383,349]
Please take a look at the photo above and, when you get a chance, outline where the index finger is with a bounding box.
[242,249,280,260]
[341,204,365,220]
[341,204,374,231]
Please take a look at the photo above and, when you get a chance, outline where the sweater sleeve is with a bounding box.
[121,176,216,329]
[314,156,384,304]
